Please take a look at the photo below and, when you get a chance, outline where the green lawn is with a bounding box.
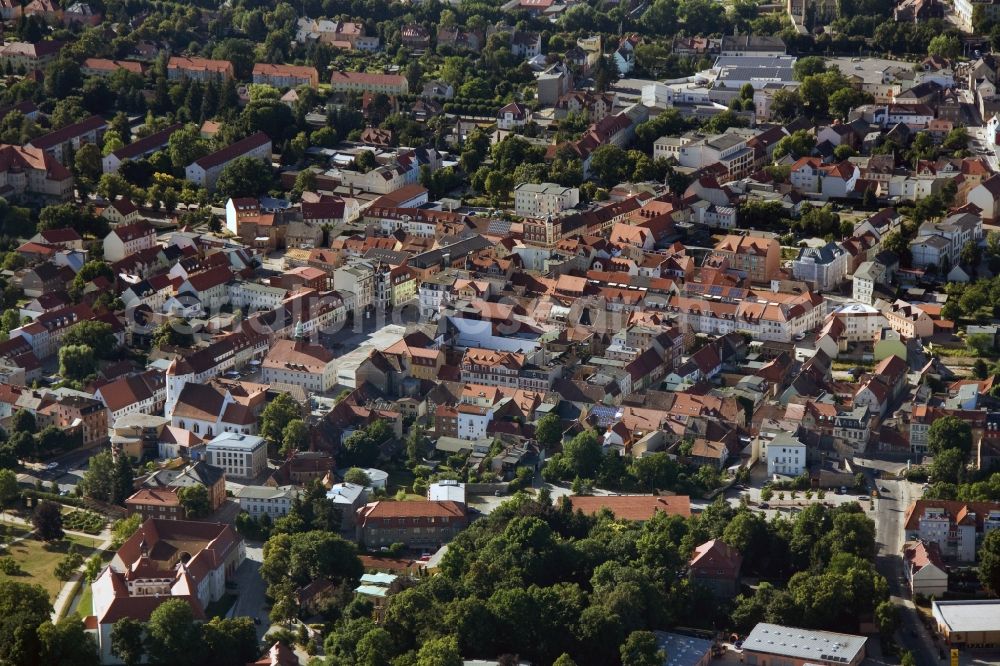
[76,582,93,617]
[0,534,100,600]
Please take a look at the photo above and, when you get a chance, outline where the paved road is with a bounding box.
[869,475,945,666]
[232,543,271,644]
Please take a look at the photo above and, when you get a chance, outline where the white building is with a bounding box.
[103,220,156,262]
[261,335,337,393]
[763,432,806,477]
[334,262,376,311]
[205,432,268,480]
[236,485,300,520]
[427,479,466,504]
[229,281,288,311]
[852,261,886,305]
[792,241,848,292]
[513,182,580,217]
[185,132,272,191]
[677,131,754,179]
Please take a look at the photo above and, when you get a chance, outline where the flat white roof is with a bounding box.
[742,623,867,664]
[933,600,1000,633]
[655,632,714,666]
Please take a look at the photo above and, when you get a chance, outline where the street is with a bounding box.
[232,543,272,643]
[866,471,944,666]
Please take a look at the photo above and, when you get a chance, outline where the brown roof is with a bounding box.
[112,220,155,242]
[112,123,183,161]
[330,71,406,87]
[358,499,465,519]
[565,495,691,521]
[171,383,226,420]
[904,499,1000,531]
[125,487,180,507]
[30,115,106,150]
[690,538,743,571]
[263,338,334,371]
[193,132,270,170]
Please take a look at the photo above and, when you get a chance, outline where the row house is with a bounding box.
[789,158,861,198]
[102,123,183,174]
[103,220,156,262]
[460,347,525,388]
[167,56,234,82]
[329,71,408,95]
[95,372,166,424]
[880,299,935,339]
[10,304,95,360]
[0,40,63,71]
[28,115,107,165]
[294,18,379,50]
[709,234,781,284]
[81,58,145,77]
[252,63,319,89]
[666,291,824,343]
[910,405,986,455]
[909,212,983,270]
[904,500,1000,561]
[185,132,272,191]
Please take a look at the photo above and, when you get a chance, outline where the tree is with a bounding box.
[356,627,395,666]
[178,485,210,519]
[110,514,142,549]
[0,580,51,665]
[829,88,873,120]
[0,469,18,505]
[74,143,102,182]
[38,615,100,665]
[535,412,563,449]
[281,419,309,457]
[589,144,630,188]
[110,618,145,666]
[927,416,973,456]
[168,125,209,169]
[145,599,200,666]
[260,531,363,598]
[62,321,119,359]
[260,394,301,446]
[928,34,961,59]
[641,0,679,33]
[201,617,258,666]
[152,321,194,349]
[415,635,463,666]
[620,631,665,666]
[59,344,96,381]
[83,450,132,504]
[774,130,816,159]
[344,468,372,486]
[979,528,1000,595]
[354,150,377,173]
[931,448,966,485]
[562,430,603,479]
[875,600,899,636]
[793,56,827,80]
[552,655,579,666]
[340,420,390,468]
[215,157,273,199]
[33,500,64,541]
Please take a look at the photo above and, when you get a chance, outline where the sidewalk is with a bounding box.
[51,531,112,621]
